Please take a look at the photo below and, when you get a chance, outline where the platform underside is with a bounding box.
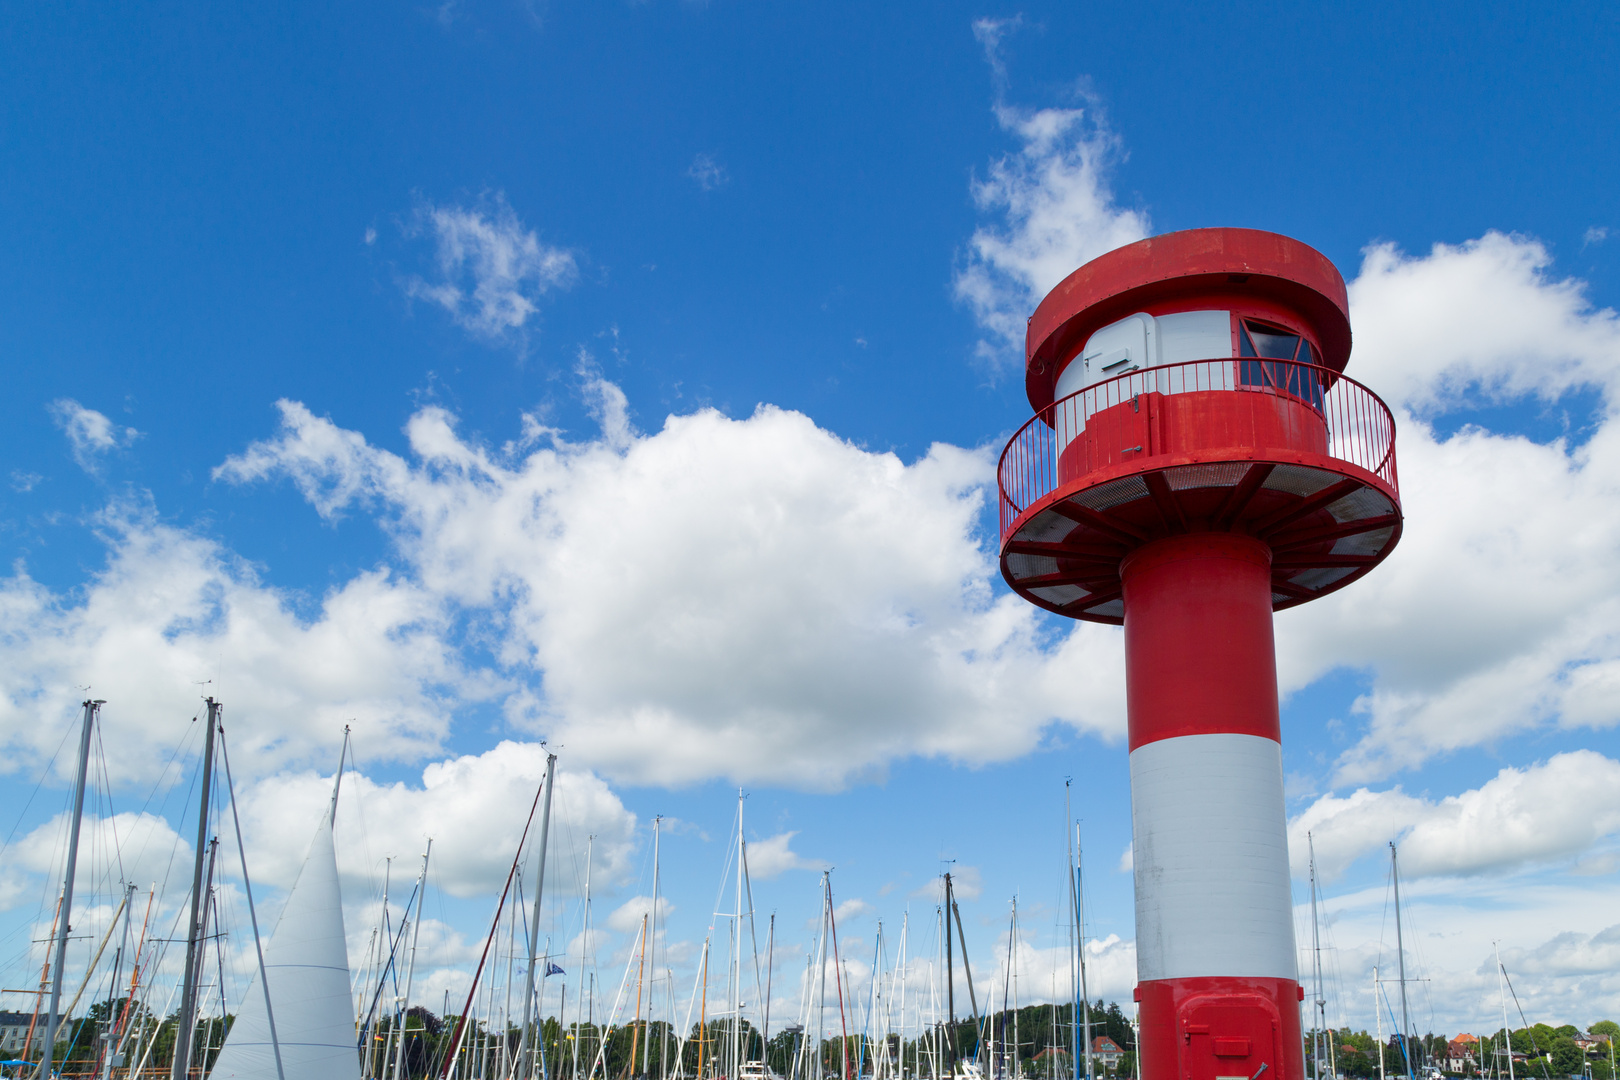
[999,454,1402,624]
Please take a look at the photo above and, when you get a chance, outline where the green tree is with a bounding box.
[1551,1037,1584,1076]
[1340,1045,1375,1078]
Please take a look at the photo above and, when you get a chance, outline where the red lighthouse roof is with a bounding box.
[1024,228,1352,412]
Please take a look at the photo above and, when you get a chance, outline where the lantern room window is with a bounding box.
[1239,319,1323,407]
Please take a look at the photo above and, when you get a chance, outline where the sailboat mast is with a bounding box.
[943,874,955,1077]
[173,697,219,1080]
[815,876,831,1080]
[1075,824,1091,1080]
[895,914,908,1080]
[648,816,662,1079]
[951,892,980,1072]
[1374,967,1385,1080]
[42,698,100,1080]
[1309,834,1324,1080]
[1496,943,1515,1080]
[576,835,595,1080]
[1390,843,1413,1080]
[519,752,559,1080]
[1012,898,1020,1080]
[393,840,433,1080]
[101,881,138,1080]
[762,911,774,1071]
[733,793,745,1079]
[1064,784,1077,1080]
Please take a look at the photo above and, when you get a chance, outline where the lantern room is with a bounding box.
[996,227,1402,623]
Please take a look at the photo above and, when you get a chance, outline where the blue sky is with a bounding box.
[2,0,1619,1044]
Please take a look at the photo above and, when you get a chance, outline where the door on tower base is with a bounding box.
[1178,993,1281,1080]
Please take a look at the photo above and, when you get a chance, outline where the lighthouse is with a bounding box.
[997,229,1402,1080]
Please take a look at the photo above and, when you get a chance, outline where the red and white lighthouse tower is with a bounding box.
[996,229,1402,1080]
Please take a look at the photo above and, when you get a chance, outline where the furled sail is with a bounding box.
[209,804,359,1079]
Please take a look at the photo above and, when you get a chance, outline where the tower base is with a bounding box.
[1137,977,1304,1080]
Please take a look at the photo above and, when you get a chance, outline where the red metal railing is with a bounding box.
[997,358,1399,540]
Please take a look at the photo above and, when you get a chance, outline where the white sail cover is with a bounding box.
[211,809,359,1079]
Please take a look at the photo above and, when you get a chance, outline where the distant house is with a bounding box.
[1448,1035,1480,1071]
[1093,1037,1125,1069]
[1573,1034,1601,1054]
[0,1011,34,1054]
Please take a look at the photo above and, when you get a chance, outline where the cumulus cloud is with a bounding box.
[236,745,638,900]
[983,930,1135,1009]
[953,20,1149,371]
[49,399,139,472]
[1274,232,1620,783]
[1302,876,1620,1031]
[606,894,673,935]
[1502,923,1620,979]
[747,831,827,879]
[1,811,192,913]
[215,385,1125,790]
[1347,232,1620,412]
[402,194,577,345]
[1290,751,1620,882]
[811,924,1133,1019]
[0,501,475,786]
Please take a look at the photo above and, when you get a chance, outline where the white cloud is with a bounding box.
[687,153,728,192]
[402,194,577,345]
[981,930,1135,1010]
[1346,232,1620,413]
[48,399,139,472]
[1290,751,1620,882]
[1273,232,1620,783]
[832,897,871,924]
[606,894,673,935]
[237,746,638,900]
[954,21,1149,371]
[1,811,192,913]
[215,385,1125,790]
[747,831,827,880]
[1300,877,1620,1032]
[0,500,476,786]
[1502,923,1620,979]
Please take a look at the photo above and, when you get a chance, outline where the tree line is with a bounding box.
[31,995,1139,1079]
[1307,1021,1619,1080]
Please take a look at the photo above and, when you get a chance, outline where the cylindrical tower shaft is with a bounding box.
[1122,534,1302,1080]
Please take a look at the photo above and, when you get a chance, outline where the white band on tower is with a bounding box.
[1130,732,1298,982]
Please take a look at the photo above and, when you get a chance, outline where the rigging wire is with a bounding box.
[1501,964,1556,1080]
